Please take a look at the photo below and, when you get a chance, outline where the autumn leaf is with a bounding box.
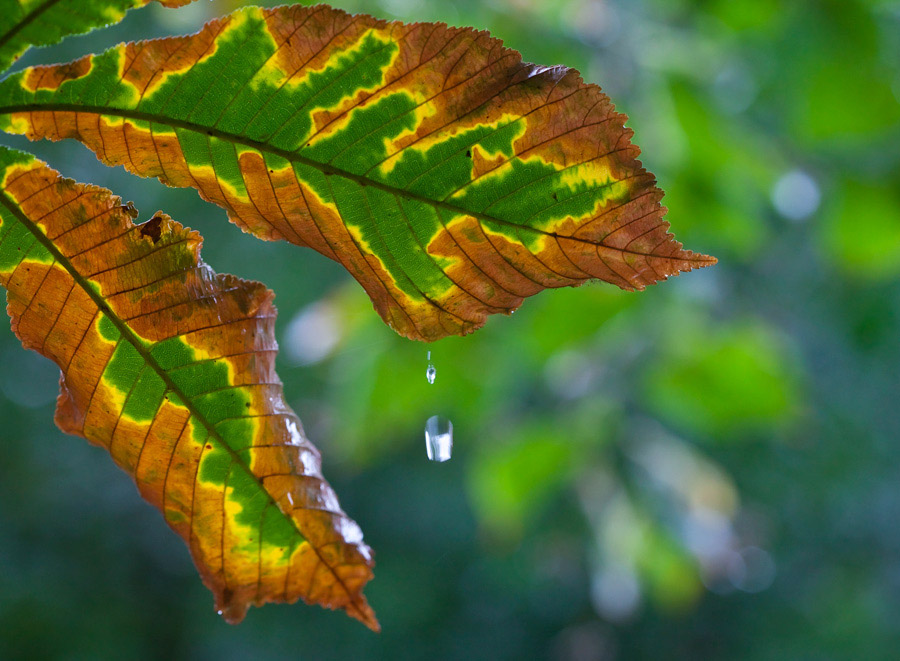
[0,146,378,630]
[0,4,715,341]
[0,0,193,75]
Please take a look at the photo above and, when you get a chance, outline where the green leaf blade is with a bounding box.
[0,4,715,340]
[0,0,193,75]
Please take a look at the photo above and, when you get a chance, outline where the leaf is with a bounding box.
[0,146,378,630]
[642,319,801,439]
[822,179,900,280]
[0,4,715,341]
[0,0,193,75]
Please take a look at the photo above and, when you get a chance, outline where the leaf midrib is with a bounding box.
[0,178,370,621]
[0,103,715,262]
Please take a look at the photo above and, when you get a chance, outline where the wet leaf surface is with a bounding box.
[0,146,377,629]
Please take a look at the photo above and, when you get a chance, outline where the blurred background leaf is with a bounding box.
[1,0,899,659]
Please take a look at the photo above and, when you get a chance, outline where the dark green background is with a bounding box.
[1,0,899,658]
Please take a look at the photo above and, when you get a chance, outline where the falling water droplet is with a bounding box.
[425,350,435,383]
[425,415,453,462]
[217,610,223,616]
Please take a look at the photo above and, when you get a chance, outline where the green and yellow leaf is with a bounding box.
[0,5,715,341]
[0,0,193,75]
[0,146,378,629]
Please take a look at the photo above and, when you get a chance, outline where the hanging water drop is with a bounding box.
[426,350,436,384]
[425,415,453,462]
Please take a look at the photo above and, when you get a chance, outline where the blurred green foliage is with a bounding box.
[1,0,899,659]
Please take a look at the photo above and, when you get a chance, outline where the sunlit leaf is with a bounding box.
[0,5,715,341]
[822,179,900,281]
[467,430,576,541]
[782,5,900,145]
[0,0,193,75]
[0,147,377,629]
[643,320,801,440]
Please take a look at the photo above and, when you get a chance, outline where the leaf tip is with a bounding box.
[345,594,381,632]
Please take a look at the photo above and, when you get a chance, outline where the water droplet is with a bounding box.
[216,610,223,616]
[286,419,303,446]
[425,415,453,462]
[427,350,431,360]
[426,363,436,384]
